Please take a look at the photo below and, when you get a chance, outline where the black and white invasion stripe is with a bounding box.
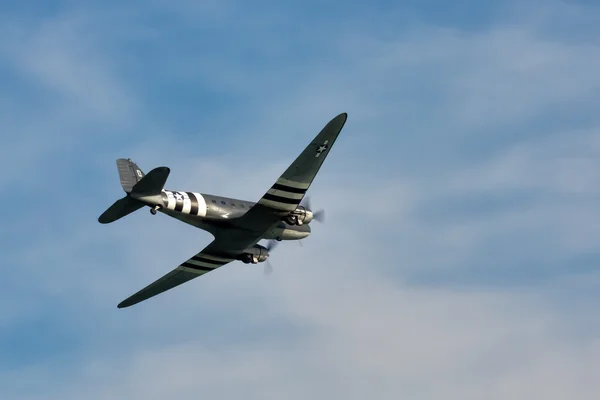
[161,190,207,217]
[178,253,235,275]
[258,178,310,211]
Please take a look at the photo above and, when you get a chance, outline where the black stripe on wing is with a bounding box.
[262,193,299,204]
[271,183,308,194]
[180,262,214,272]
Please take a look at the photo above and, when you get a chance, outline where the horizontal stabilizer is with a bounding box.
[98,196,144,224]
[131,167,170,196]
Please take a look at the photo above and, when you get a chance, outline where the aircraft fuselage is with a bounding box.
[132,189,311,241]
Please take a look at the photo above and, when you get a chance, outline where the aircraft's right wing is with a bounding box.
[117,209,279,309]
[117,235,247,308]
[117,239,236,308]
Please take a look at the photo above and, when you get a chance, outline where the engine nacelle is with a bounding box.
[285,206,313,226]
[237,244,270,264]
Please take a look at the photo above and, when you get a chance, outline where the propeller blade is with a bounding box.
[303,196,312,210]
[264,260,273,276]
[263,240,278,275]
[313,209,325,223]
[302,196,325,224]
[266,240,279,252]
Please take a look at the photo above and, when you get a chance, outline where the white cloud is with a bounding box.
[7,263,600,400]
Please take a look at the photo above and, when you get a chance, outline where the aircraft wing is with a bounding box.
[233,112,348,231]
[117,236,240,308]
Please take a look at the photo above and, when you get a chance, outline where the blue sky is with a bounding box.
[2,0,600,398]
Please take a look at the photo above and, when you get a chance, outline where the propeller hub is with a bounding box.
[300,196,324,224]
[304,209,314,224]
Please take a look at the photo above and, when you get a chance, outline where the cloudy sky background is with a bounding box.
[2,0,600,398]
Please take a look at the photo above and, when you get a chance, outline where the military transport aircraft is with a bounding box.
[99,112,347,308]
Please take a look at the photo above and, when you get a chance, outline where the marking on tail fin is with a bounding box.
[116,158,145,193]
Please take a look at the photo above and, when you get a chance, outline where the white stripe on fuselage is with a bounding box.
[193,192,207,217]
[182,192,191,214]
[165,191,176,210]
[161,190,208,217]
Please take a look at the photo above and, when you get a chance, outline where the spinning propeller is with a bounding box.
[302,196,325,223]
[263,240,279,275]
[263,197,324,275]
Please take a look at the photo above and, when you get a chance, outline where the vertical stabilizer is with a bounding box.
[117,158,145,193]
[98,160,170,224]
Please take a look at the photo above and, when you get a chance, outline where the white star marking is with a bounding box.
[315,140,329,158]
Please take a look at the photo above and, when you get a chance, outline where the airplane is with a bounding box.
[98,112,348,308]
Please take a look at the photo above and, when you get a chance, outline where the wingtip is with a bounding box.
[334,112,348,125]
[117,299,132,308]
[335,112,348,128]
[118,297,141,308]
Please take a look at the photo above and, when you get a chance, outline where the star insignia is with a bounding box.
[315,140,329,158]
[173,192,184,201]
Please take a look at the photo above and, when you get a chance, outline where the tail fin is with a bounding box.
[98,159,170,224]
[117,158,145,193]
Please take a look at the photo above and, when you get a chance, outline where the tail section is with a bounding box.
[98,196,144,224]
[117,158,145,193]
[130,166,170,196]
[98,159,170,224]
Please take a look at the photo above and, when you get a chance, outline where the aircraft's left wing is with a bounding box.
[233,112,347,231]
[117,231,256,308]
